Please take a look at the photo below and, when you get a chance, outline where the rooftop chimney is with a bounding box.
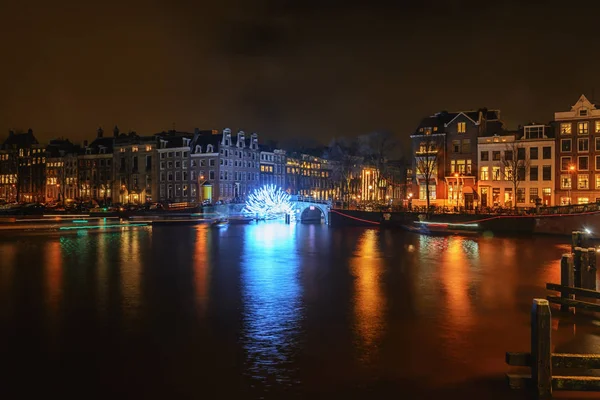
[113,125,120,138]
[83,140,88,147]
[97,127,104,138]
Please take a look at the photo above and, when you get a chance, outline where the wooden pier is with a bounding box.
[546,230,600,312]
[506,299,600,398]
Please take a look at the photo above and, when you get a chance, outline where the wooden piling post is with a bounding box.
[589,248,597,291]
[574,247,583,288]
[580,249,591,290]
[531,299,552,399]
[560,254,574,312]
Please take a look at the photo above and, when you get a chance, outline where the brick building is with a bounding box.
[554,94,600,205]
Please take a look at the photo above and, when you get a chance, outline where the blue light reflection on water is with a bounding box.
[240,222,303,385]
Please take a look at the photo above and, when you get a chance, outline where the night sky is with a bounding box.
[1,0,599,147]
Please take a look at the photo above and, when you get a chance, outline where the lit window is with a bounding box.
[578,122,589,134]
[480,166,489,180]
[560,175,572,189]
[146,145,152,152]
[120,148,125,153]
[529,188,538,203]
[596,121,600,133]
[560,123,571,134]
[492,166,501,181]
[504,166,513,181]
[132,146,138,152]
[596,175,600,189]
[578,174,589,189]
[457,122,466,133]
[578,197,590,205]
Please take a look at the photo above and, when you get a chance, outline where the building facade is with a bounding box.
[554,94,600,205]
[410,108,503,209]
[114,132,156,204]
[156,132,193,204]
[259,146,286,188]
[0,130,46,202]
[189,129,220,204]
[45,139,77,203]
[0,146,17,202]
[217,129,260,202]
[477,125,555,209]
[78,132,114,203]
[286,153,334,200]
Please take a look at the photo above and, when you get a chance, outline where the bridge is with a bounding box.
[289,196,331,224]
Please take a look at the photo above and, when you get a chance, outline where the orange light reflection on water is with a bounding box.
[351,229,385,360]
[120,230,142,319]
[44,240,63,315]
[193,226,211,316]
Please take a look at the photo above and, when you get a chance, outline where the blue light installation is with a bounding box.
[243,184,293,219]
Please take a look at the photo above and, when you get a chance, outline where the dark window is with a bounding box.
[146,155,152,170]
[517,147,526,160]
[543,146,551,159]
[504,150,513,161]
[561,139,571,152]
[543,165,551,181]
[492,151,501,161]
[579,156,589,170]
[530,166,538,181]
[133,156,138,171]
[452,140,460,153]
[530,147,538,160]
[517,166,526,181]
[480,151,489,161]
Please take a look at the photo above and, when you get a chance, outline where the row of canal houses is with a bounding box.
[410,94,600,209]
[0,127,338,205]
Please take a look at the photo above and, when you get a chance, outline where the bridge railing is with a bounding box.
[290,195,331,205]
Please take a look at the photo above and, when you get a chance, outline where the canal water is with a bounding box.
[1,223,599,399]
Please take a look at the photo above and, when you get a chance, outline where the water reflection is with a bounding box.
[240,223,302,384]
[350,229,385,361]
[440,238,475,336]
[0,242,15,319]
[120,230,143,321]
[193,226,211,316]
[44,240,63,317]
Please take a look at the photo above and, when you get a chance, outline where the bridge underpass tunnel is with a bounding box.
[299,206,326,223]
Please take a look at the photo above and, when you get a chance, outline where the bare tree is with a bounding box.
[498,141,530,210]
[358,131,397,187]
[326,137,362,206]
[414,135,442,211]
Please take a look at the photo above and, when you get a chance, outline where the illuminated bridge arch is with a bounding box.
[290,196,330,224]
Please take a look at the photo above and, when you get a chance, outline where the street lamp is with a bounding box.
[454,172,459,208]
[568,164,575,205]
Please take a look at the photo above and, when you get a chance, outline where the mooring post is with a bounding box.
[531,298,552,399]
[580,248,591,290]
[560,254,574,312]
[572,231,581,253]
[589,247,598,291]
[574,247,583,288]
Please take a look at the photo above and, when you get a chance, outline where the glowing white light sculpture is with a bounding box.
[243,185,293,219]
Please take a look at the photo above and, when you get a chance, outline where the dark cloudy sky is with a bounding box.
[0,0,599,147]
